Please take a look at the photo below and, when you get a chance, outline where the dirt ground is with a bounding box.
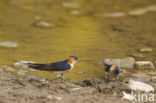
[0,74,156,103]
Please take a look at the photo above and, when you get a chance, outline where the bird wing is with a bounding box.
[28,61,71,71]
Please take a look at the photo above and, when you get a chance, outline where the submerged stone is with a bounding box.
[135,61,155,69]
[140,47,152,52]
[103,12,126,18]
[102,57,135,69]
[34,21,52,28]
[0,41,18,47]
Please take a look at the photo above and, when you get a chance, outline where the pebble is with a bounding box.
[0,41,18,47]
[18,70,27,76]
[102,57,135,69]
[62,2,80,8]
[0,69,3,74]
[34,21,52,28]
[131,53,144,58]
[140,47,152,52]
[76,72,84,74]
[135,61,155,69]
[103,12,126,18]
[70,10,80,15]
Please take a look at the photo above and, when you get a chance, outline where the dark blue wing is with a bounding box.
[28,60,71,71]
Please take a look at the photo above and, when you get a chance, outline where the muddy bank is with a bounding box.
[0,74,156,103]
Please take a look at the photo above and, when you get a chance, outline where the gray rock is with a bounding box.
[135,61,155,69]
[128,80,154,92]
[102,57,135,68]
[0,41,18,47]
[131,73,151,82]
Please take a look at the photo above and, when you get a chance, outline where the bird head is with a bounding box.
[67,56,79,65]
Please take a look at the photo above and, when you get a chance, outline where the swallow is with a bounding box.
[14,56,79,79]
[103,63,121,80]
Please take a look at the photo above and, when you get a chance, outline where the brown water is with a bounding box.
[0,0,156,81]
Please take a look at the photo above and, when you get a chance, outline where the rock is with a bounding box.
[121,91,133,101]
[151,76,156,82]
[103,12,126,18]
[131,53,144,58]
[129,5,156,16]
[1,65,15,71]
[140,47,152,52]
[131,73,151,82]
[102,57,135,69]
[135,61,155,69]
[18,70,27,76]
[34,21,52,28]
[0,41,18,47]
[0,69,3,74]
[154,61,156,64]
[62,2,80,8]
[14,61,35,70]
[128,80,154,92]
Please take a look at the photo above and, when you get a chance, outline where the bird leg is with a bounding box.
[105,72,109,79]
[61,73,66,80]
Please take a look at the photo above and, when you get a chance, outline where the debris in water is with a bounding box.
[135,61,155,69]
[103,12,126,18]
[0,41,18,47]
[34,21,52,28]
[128,80,154,92]
[76,72,84,74]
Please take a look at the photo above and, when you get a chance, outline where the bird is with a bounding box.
[103,63,121,80]
[14,56,79,79]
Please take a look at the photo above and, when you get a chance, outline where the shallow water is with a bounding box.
[0,0,155,81]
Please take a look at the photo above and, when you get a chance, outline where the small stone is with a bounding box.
[131,53,144,58]
[0,69,3,74]
[135,61,155,69]
[18,70,26,76]
[151,76,156,82]
[140,47,152,52]
[0,41,18,47]
[35,21,52,28]
[76,72,84,74]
